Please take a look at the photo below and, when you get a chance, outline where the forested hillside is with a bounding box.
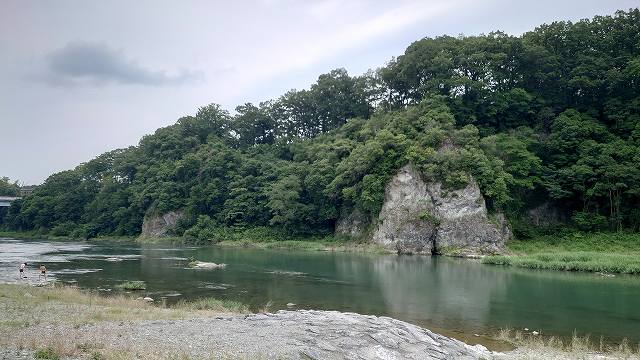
[2,9,639,239]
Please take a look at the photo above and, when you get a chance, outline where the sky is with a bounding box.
[1,0,637,185]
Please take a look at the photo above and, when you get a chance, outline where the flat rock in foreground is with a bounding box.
[48,310,491,359]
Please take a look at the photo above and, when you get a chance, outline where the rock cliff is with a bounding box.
[140,210,183,237]
[368,164,509,255]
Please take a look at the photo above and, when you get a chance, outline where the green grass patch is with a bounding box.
[34,347,60,360]
[483,252,640,274]
[483,232,640,274]
[115,281,146,290]
[174,297,248,313]
[506,232,640,254]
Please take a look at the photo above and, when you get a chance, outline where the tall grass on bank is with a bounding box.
[484,232,640,274]
[483,252,640,274]
[506,232,640,254]
[496,328,639,359]
[174,297,247,313]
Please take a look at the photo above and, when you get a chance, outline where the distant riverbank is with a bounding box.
[483,232,640,274]
[4,229,640,274]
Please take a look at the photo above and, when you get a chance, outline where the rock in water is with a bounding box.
[372,164,509,255]
[189,261,227,270]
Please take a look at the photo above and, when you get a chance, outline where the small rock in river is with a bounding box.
[143,297,154,302]
[189,261,227,270]
[524,328,529,331]
[286,303,296,307]
[532,331,539,335]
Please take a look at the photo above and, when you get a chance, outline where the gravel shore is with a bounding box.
[2,310,492,359]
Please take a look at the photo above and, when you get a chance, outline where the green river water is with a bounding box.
[1,238,639,346]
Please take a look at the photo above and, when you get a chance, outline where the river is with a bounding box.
[1,237,639,346]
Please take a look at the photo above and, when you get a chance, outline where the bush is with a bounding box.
[50,222,79,236]
[572,211,608,232]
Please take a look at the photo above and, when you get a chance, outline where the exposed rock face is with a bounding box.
[373,165,438,254]
[335,207,369,238]
[372,165,508,255]
[140,210,183,237]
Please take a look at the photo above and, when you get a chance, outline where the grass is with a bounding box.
[483,232,640,274]
[495,327,640,359]
[34,347,60,360]
[174,297,247,313]
[116,280,147,290]
[0,283,248,359]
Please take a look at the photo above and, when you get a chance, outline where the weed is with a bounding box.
[34,347,60,360]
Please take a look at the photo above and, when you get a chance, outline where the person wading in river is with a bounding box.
[19,263,27,279]
[39,265,47,282]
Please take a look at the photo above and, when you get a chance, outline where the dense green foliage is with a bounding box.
[0,177,20,196]
[2,9,640,239]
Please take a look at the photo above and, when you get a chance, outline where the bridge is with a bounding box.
[0,196,21,207]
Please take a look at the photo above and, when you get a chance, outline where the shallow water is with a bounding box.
[1,237,639,345]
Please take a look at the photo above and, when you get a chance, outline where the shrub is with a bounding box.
[572,211,608,232]
[50,222,78,236]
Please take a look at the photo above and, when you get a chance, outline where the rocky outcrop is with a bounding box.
[335,207,369,238]
[372,165,509,255]
[140,210,183,237]
[372,165,438,254]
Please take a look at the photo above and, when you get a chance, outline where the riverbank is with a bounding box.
[1,284,637,359]
[1,229,390,254]
[0,230,134,242]
[483,232,640,274]
[6,229,640,273]
[0,283,491,359]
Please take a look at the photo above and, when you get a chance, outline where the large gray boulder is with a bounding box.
[371,164,508,255]
[372,165,438,254]
[140,210,183,237]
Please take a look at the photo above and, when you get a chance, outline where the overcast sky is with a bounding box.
[1,0,637,185]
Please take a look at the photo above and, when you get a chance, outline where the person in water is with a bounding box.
[19,263,27,279]
[39,265,47,282]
